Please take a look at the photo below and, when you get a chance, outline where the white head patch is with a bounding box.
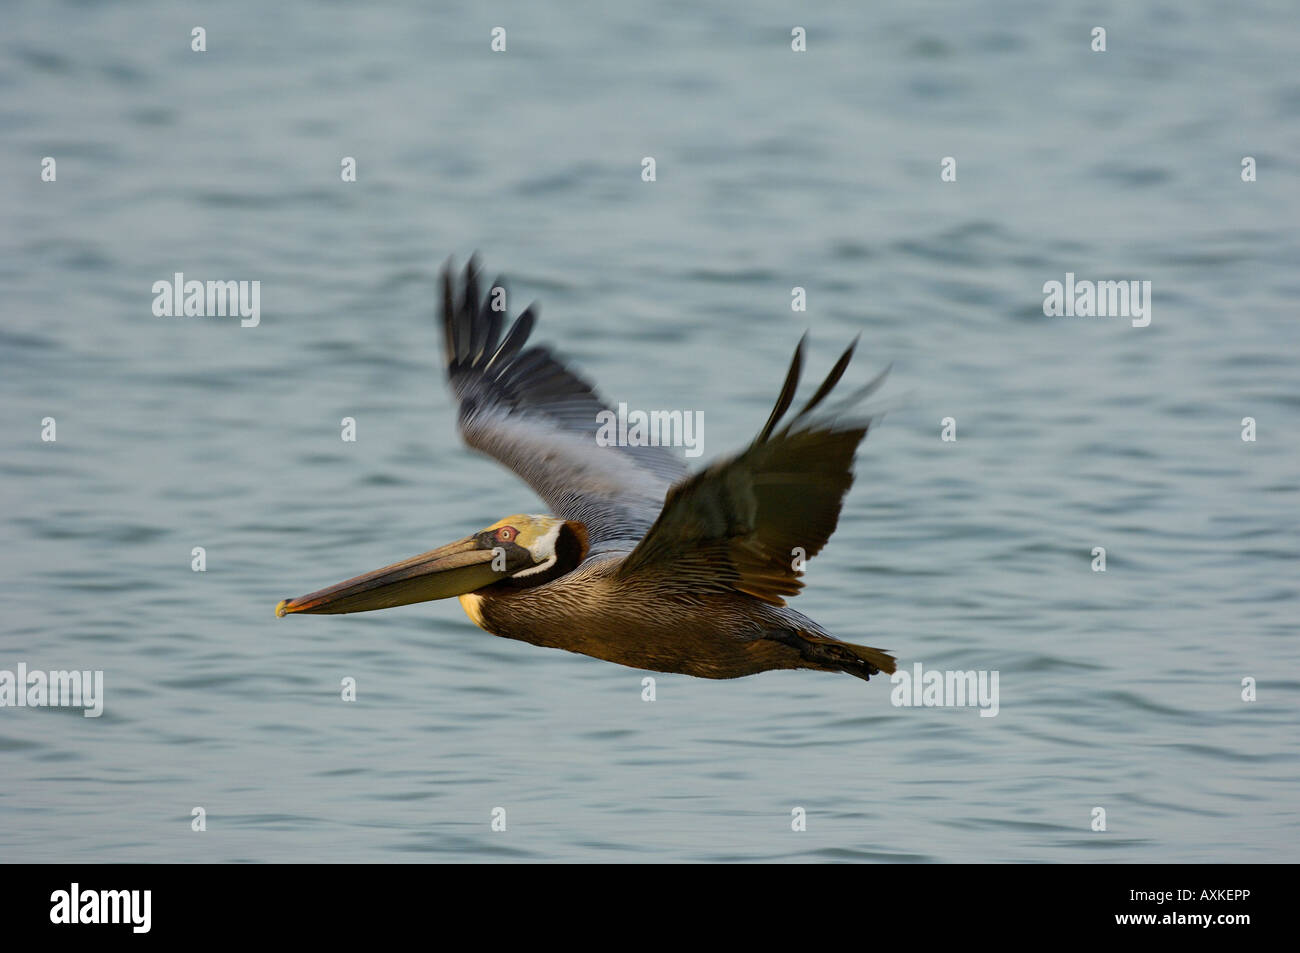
[511,517,563,578]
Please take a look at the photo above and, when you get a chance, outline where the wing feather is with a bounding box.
[441,257,687,547]
[617,341,887,604]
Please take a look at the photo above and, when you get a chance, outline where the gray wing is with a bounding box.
[440,256,687,548]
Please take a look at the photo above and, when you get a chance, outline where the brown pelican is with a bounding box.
[276,258,897,682]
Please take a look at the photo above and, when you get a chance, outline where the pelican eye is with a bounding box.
[495,526,517,543]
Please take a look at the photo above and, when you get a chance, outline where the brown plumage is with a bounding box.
[277,257,897,683]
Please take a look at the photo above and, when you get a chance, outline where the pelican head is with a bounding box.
[275,514,588,617]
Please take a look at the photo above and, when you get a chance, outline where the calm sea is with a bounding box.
[1,0,1297,861]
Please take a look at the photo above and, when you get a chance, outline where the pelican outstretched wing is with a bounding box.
[616,339,889,604]
[441,257,687,548]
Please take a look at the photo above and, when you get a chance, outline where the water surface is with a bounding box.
[1,0,1297,862]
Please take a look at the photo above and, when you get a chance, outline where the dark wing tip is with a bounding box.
[791,335,858,426]
[441,256,458,371]
[755,333,892,441]
[819,360,893,421]
[441,254,540,382]
[487,304,538,371]
[757,334,806,444]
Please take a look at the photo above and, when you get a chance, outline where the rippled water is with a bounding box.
[2,1,1297,862]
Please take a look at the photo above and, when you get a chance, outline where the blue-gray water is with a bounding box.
[2,1,1297,862]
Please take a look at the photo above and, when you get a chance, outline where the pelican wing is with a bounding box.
[617,339,888,605]
[441,257,687,547]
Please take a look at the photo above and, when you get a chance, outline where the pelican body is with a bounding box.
[277,258,897,683]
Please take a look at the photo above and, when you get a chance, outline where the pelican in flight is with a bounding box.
[277,258,897,682]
